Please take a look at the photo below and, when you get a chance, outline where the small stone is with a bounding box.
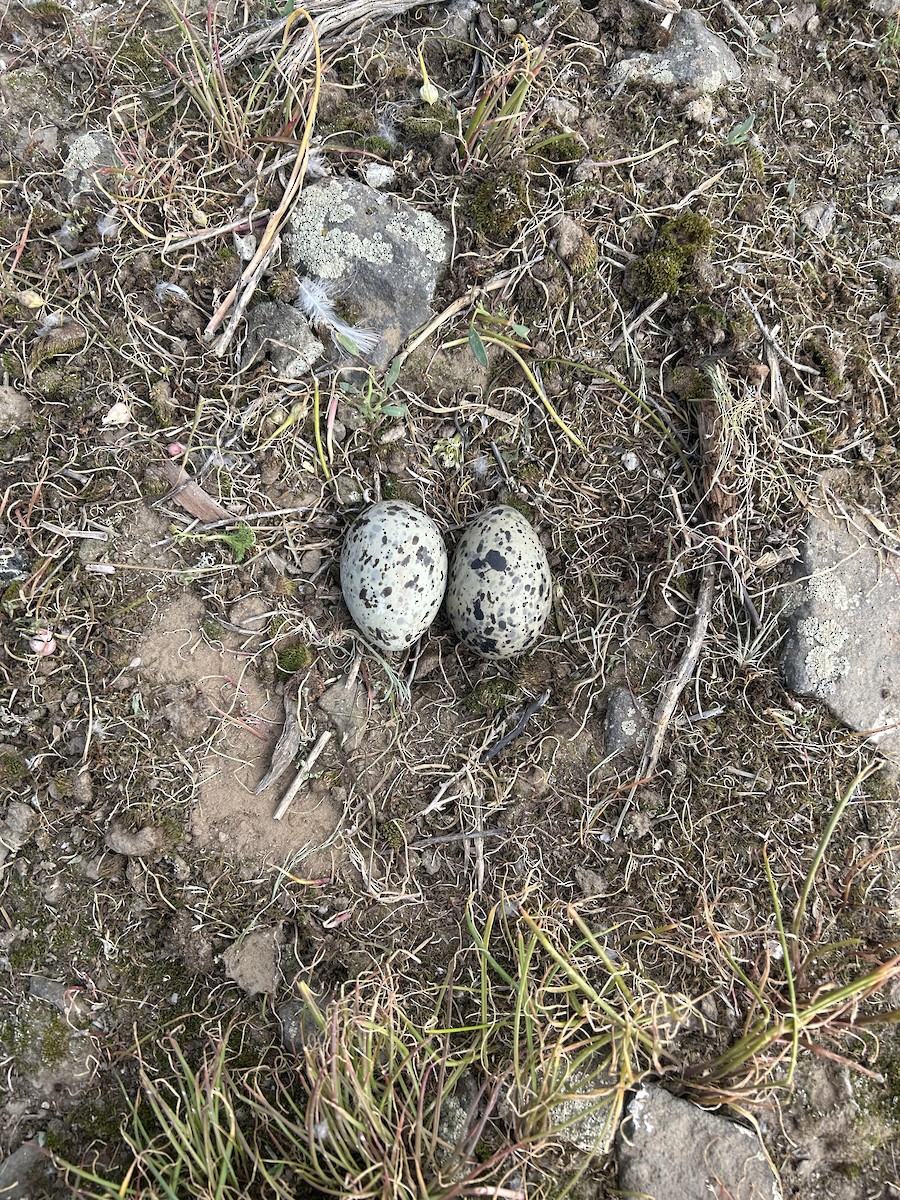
[363,162,396,190]
[243,301,324,380]
[609,10,742,96]
[801,198,837,238]
[617,1085,782,1200]
[499,16,517,34]
[0,384,32,433]
[870,0,900,14]
[604,686,649,756]
[283,178,450,368]
[222,926,280,997]
[104,822,168,858]
[62,131,121,200]
[782,511,900,770]
[0,1144,52,1200]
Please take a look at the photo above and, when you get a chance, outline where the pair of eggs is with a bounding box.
[340,501,552,659]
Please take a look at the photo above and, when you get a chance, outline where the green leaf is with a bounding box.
[334,331,363,357]
[385,355,403,389]
[380,403,407,418]
[727,113,756,144]
[511,322,530,338]
[468,324,489,368]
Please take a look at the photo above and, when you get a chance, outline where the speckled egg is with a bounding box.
[340,501,447,653]
[446,506,552,659]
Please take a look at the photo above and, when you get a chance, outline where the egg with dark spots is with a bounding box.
[340,501,447,652]
[446,505,552,659]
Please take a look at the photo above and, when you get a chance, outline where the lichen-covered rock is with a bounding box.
[283,178,450,368]
[242,301,324,379]
[62,131,122,200]
[609,11,742,96]
[617,1085,782,1200]
[782,510,900,769]
[604,686,649,756]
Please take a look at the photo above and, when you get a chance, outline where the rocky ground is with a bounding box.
[1,0,899,1196]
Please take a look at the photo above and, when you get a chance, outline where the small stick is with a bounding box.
[481,689,551,764]
[409,828,505,850]
[57,248,101,270]
[614,559,716,836]
[610,292,669,351]
[740,288,820,377]
[164,210,271,253]
[273,729,333,820]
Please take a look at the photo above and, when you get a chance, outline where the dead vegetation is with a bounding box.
[1,0,900,1196]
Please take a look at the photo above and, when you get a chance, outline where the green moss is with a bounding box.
[0,752,27,787]
[41,1014,71,1068]
[627,248,685,300]
[28,325,87,370]
[200,616,223,642]
[627,210,715,302]
[466,678,514,716]
[276,643,313,677]
[0,352,24,381]
[362,135,395,158]
[33,366,84,402]
[471,173,529,240]
[669,364,713,402]
[803,335,845,394]
[500,493,536,524]
[400,103,455,143]
[660,211,714,256]
[383,819,405,850]
[30,1,68,24]
[381,475,419,503]
[530,133,584,167]
[269,267,299,303]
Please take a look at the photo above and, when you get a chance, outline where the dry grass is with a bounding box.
[2,0,900,1193]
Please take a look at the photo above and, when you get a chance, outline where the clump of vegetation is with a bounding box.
[466,677,514,715]
[802,334,846,394]
[626,210,715,301]
[276,643,313,677]
[470,173,529,240]
[0,752,27,787]
[33,367,84,402]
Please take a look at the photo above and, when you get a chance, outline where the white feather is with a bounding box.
[296,276,379,356]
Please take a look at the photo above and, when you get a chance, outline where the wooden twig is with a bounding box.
[615,558,716,836]
[273,729,333,820]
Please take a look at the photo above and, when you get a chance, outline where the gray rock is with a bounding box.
[317,674,369,750]
[0,546,31,583]
[609,10,742,96]
[617,1085,782,1200]
[0,69,71,163]
[870,0,900,15]
[62,131,121,200]
[0,384,32,433]
[604,686,649,756]
[782,512,900,767]
[104,822,168,858]
[222,926,280,996]
[0,803,38,867]
[0,1144,52,1199]
[243,301,324,379]
[874,180,900,216]
[283,178,451,368]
